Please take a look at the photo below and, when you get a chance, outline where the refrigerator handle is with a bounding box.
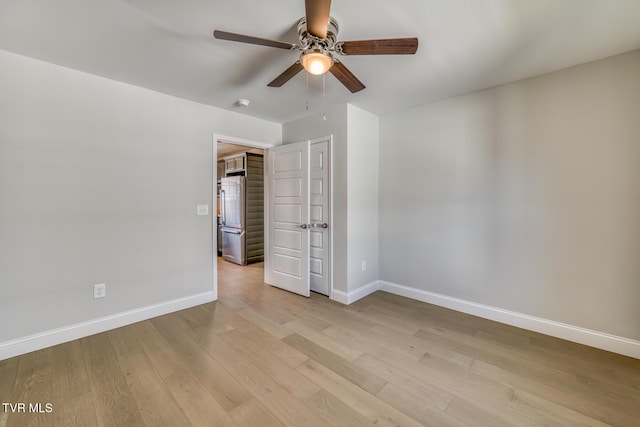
[220,189,226,225]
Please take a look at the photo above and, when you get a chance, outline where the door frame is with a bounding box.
[212,134,275,300]
[212,133,334,302]
[264,135,334,298]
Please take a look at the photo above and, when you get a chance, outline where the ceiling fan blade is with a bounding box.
[305,0,331,39]
[268,62,304,87]
[213,30,297,50]
[329,61,365,93]
[338,37,418,55]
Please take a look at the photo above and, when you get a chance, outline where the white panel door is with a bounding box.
[265,141,310,296]
[309,140,330,295]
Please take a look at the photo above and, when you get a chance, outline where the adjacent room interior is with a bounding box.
[1,1,639,426]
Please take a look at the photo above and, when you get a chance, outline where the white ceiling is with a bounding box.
[1,0,640,123]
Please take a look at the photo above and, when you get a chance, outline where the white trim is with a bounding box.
[378,280,640,360]
[211,133,218,301]
[332,281,380,305]
[213,134,274,150]
[0,292,214,361]
[331,289,349,305]
[328,136,334,302]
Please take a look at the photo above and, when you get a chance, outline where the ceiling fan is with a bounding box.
[213,0,418,93]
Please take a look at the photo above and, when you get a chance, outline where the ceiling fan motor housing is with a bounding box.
[297,17,339,53]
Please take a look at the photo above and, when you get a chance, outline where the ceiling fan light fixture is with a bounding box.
[214,2,418,93]
[301,50,334,75]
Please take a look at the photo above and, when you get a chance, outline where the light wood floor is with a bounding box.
[1,260,639,426]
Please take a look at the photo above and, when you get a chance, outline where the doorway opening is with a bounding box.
[213,134,273,300]
[213,134,333,302]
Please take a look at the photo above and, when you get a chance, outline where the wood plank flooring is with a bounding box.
[1,259,639,426]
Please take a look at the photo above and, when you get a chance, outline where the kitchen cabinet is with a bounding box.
[224,154,245,175]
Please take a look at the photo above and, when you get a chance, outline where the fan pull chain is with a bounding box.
[322,74,327,121]
[323,73,326,98]
[306,72,310,111]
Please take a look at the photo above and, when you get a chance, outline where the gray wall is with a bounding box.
[346,105,379,289]
[0,50,281,343]
[379,49,640,340]
[4,41,639,352]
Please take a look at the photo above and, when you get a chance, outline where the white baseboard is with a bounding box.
[5,282,638,360]
[0,291,215,361]
[331,280,380,305]
[378,280,640,360]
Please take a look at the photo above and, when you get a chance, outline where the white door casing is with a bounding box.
[265,141,310,296]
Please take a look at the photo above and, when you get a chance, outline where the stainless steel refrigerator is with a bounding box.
[220,176,246,265]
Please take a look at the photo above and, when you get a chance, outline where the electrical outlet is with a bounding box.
[93,283,106,299]
[361,260,367,271]
[197,204,209,216]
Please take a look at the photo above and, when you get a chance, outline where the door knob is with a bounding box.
[299,224,308,229]
[310,223,328,229]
